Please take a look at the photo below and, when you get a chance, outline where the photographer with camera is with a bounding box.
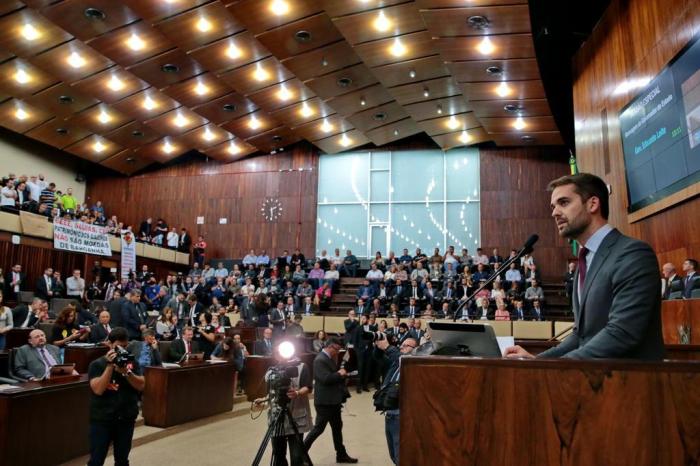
[374,336,417,465]
[303,338,358,464]
[257,341,313,466]
[87,327,144,466]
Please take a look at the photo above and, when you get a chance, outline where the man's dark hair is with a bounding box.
[687,258,698,270]
[547,173,609,219]
[142,328,155,338]
[324,337,342,348]
[108,327,129,343]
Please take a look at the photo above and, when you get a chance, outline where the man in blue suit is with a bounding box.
[505,173,664,360]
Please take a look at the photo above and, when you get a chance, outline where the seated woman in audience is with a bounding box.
[282,265,294,283]
[156,307,177,341]
[312,330,327,353]
[211,277,226,301]
[315,282,332,310]
[384,264,397,284]
[308,262,325,289]
[491,281,506,302]
[254,278,269,296]
[372,251,386,272]
[194,312,217,359]
[388,303,400,317]
[323,263,340,290]
[230,264,243,286]
[378,319,388,333]
[494,300,510,321]
[52,306,90,347]
[292,265,307,285]
[394,264,408,283]
[0,291,13,350]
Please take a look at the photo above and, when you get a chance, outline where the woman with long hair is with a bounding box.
[156,307,177,341]
[52,306,89,347]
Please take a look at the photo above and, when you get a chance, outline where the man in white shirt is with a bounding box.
[331,248,344,269]
[242,250,257,267]
[1,179,17,207]
[256,250,270,267]
[66,269,85,299]
[474,248,490,266]
[26,174,46,203]
[214,262,229,279]
[166,228,179,249]
[505,262,522,283]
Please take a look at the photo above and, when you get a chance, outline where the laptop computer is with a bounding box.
[48,364,76,378]
[426,322,502,357]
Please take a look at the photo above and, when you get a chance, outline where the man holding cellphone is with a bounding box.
[87,327,145,466]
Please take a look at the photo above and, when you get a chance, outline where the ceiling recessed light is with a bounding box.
[340,133,352,147]
[253,62,269,81]
[337,77,352,88]
[459,130,472,144]
[161,63,179,73]
[56,127,69,135]
[467,15,490,30]
[277,83,292,101]
[222,103,236,112]
[107,75,125,91]
[321,56,328,67]
[320,118,333,133]
[67,52,86,68]
[299,101,314,117]
[93,140,106,153]
[409,69,416,79]
[228,141,241,155]
[360,97,366,106]
[295,30,311,43]
[21,24,40,41]
[162,140,175,154]
[202,127,216,141]
[477,36,495,55]
[373,112,387,122]
[14,68,31,84]
[521,135,535,142]
[194,81,209,96]
[226,42,242,59]
[389,37,406,57]
[486,65,503,76]
[131,130,144,137]
[423,87,430,98]
[126,157,135,163]
[97,111,111,124]
[513,115,526,130]
[373,10,391,32]
[126,33,145,51]
[270,0,290,15]
[173,113,189,127]
[436,105,443,115]
[142,96,157,110]
[393,129,399,136]
[84,8,106,20]
[495,81,512,97]
[504,104,521,113]
[14,107,29,120]
[248,114,261,130]
[58,95,74,104]
[196,17,212,32]
[447,115,460,130]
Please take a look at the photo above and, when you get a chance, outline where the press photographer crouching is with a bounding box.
[374,336,418,465]
[87,327,145,466]
[254,340,313,466]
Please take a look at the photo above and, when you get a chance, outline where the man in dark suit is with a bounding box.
[681,258,699,299]
[303,337,357,463]
[178,228,191,253]
[297,296,319,316]
[661,262,682,300]
[106,290,126,328]
[5,264,25,301]
[90,310,113,344]
[12,298,45,328]
[166,292,189,328]
[402,298,420,318]
[168,327,199,362]
[121,290,147,341]
[409,319,425,342]
[186,295,204,327]
[127,329,162,367]
[35,267,55,301]
[390,279,408,307]
[253,328,274,356]
[422,281,438,308]
[510,300,528,321]
[530,299,545,321]
[506,173,665,360]
[14,329,63,380]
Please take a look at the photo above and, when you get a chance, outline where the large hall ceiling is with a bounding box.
[0,0,565,175]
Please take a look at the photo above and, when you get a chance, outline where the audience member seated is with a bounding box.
[89,309,112,344]
[474,297,492,321]
[308,262,325,289]
[372,251,386,272]
[530,299,545,321]
[423,281,438,308]
[254,328,274,356]
[286,315,305,340]
[494,300,510,321]
[14,329,63,380]
[127,329,162,368]
[341,250,359,277]
[511,300,527,321]
[366,263,384,286]
[51,306,90,347]
[194,312,216,359]
[156,307,178,341]
[410,262,428,283]
[168,326,198,362]
[312,330,327,353]
[525,280,545,305]
[682,258,699,298]
[473,248,489,267]
[505,262,523,285]
[403,298,420,318]
[315,283,332,311]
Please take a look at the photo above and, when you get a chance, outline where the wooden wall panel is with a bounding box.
[480,146,571,280]
[86,143,320,261]
[572,0,700,269]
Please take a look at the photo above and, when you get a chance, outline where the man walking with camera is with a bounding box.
[375,337,418,465]
[303,338,358,464]
[87,327,145,466]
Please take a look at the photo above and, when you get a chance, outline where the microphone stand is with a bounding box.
[452,246,534,322]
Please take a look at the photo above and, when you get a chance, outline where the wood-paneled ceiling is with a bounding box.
[0,0,563,175]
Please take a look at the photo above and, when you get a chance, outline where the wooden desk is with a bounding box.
[243,353,317,402]
[401,357,700,466]
[142,362,235,428]
[5,328,31,349]
[64,345,109,373]
[0,375,90,466]
[662,298,700,343]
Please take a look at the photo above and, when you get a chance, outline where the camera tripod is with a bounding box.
[251,402,313,466]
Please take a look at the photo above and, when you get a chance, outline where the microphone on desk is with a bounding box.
[452,233,539,322]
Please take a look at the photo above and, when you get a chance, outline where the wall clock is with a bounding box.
[261,198,283,221]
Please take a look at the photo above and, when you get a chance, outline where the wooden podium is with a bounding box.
[400,356,700,466]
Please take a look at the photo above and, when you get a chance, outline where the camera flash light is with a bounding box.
[278,341,295,359]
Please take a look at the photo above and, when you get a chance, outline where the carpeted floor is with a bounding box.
[61,391,393,466]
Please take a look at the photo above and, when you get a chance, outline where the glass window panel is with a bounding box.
[318,152,369,203]
[446,202,481,251]
[371,225,389,257]
[371,151,390,170]
[370,204,389,223]
[391,150,444,202]
[316,204,367,256]
[370,171,390,202]
[390,202,445,253]
[446,148,480,200]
